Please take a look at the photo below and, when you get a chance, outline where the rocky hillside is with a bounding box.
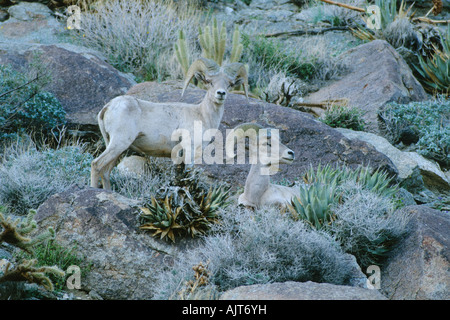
[0,0,449,301]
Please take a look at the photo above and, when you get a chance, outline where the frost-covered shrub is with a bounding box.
[328,181,411,268]
[379,97,450,167]
[77,0,203,81]
[153,207,359,299]
[0,142,93,215]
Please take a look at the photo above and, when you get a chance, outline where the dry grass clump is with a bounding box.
[76,0,205,81]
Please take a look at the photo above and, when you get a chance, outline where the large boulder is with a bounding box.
[381,205,450,300]
[304,40,428,133]
[220,281,387,300]
[126,80,398,186]
[0,42,136,135]
[7,1,52,21]
[0,1,64,44]
[336,128,450,193]
[34,185,174,300]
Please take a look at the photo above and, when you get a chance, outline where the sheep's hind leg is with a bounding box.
[101,155,120,190]
[90,136,136,189]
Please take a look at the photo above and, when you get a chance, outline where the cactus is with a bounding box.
[174,29,190,76]
[199,18,227,66]
[0,210,55,254]
[175,20,244,73]
[230,25,243,63]
[0,209,64,292]
[0,259,65,292]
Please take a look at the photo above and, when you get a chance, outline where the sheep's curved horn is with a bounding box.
[225,123,263,158]
[182,58,220,97]
[223,63,249,101]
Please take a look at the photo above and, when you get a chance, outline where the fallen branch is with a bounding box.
[265,26,349,38]
[291,98,350,110]
[318,0,366,13]
[412,17,450,24]
[0,75,39,99]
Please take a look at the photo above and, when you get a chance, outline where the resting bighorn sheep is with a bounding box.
[91,58,248,189]
[226,123,299,209]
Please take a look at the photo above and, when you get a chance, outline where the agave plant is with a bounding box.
[289,182,339,229]
[291,164,398,229]
[415,24,450,95]
[303,164,397,199]
[139,169,231,242]
[139,195,184,243]
[354,166,398,199]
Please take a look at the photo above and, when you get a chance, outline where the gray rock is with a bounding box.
[126,80,398,187]
[220,281,387,300]
[381,205,450,300]
[336,128,450,193]
[305,40,428,133]
[0,42,136,135]
[7,1,51,21]
[34,185,173,300]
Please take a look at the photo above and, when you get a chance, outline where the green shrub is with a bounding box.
[14,239,90,291]
[320,105,366,131]
[241,34,317,83]
[379,97,450,167]
[0,65,65,142]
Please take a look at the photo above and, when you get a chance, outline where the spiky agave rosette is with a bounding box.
[289,164,397,229]
[139,168,232,243]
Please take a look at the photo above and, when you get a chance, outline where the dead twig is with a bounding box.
[265,26,349,38]
[318,0,365,13]
[412,17,450,24]
[0,75,39,99]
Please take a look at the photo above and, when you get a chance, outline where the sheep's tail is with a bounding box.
[98,104,110,147]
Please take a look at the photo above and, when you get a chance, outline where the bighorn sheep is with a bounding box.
[226,123,299,209]
[91,58,248,189]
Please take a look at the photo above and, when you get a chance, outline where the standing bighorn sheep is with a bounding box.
[226,123,299,209]
[91,58,248,189]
